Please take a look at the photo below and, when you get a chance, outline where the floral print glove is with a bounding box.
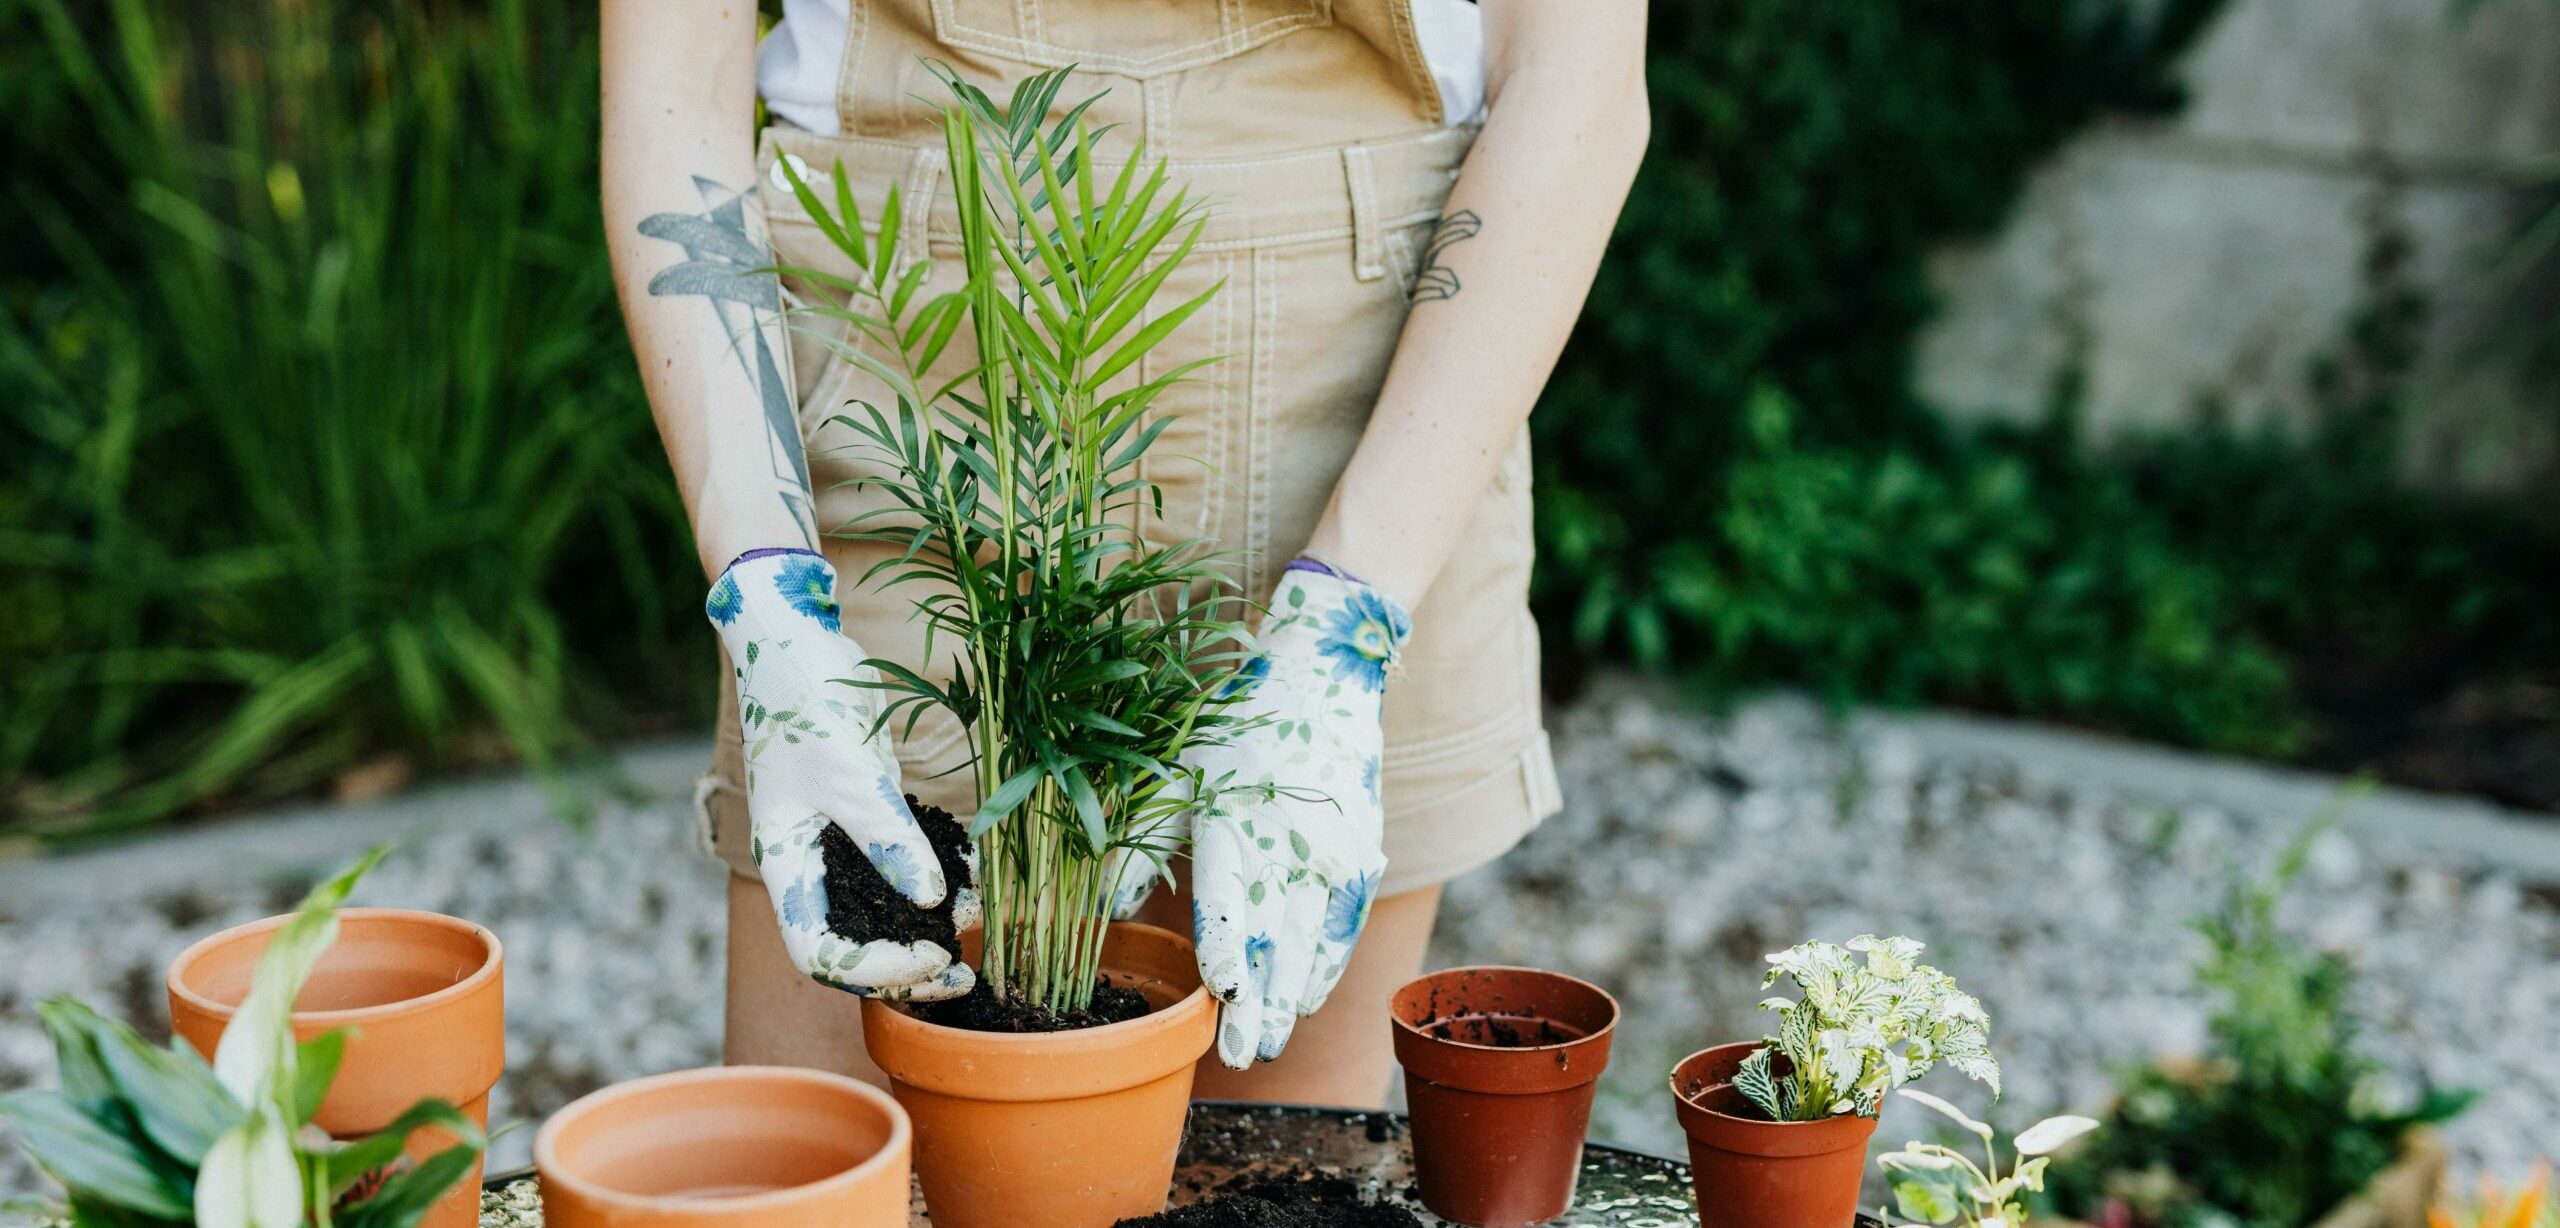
[707,549,978,1001]
[1184,562,1408,1068]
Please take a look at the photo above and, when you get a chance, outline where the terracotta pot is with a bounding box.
[1671,1042,1878,1228]
[167,908,504,1228]
[1388,966,1620,1227]
[861,921,1215,1228]
[534,1066,910,1228]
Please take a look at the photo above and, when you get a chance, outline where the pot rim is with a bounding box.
[1389,964,1621,1054]
[871,920,1211,1050]
[532,1065,909,1213]
[1669,1044,1881,1137]
[1676,1080,1880,1126]
[166,906,504,1028]
[862,920,1218,1101]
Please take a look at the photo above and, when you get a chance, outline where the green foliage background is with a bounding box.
[1535,0,2558,754]
[3,0,2554,834]
[1,0,699,835]
[2038,804,2472,1228]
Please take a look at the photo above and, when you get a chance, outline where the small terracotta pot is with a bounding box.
[1389,966,1620,1228]
[168,907,503,1228]
[1671,1042,1879,1228]
[861,921,1215,1228]
[534,1066,910,1228]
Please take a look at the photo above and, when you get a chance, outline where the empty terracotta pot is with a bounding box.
[861,921,1215,1228]
[167,907,504,1228]
[535,1066,910,1228]
[1389,966,1620,1227]
[1671,1042,1879,1228]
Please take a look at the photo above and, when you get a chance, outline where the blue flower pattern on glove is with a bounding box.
[1315,588,1409,692]
[866,841,922,899]
[1244,932,1276,998]
[1324,870,1377,944]
[1220,653,1271,698]
[705,573,744,626]
[779,874,825,929]
[707,550,969,1003]
[1189,565,1408,1070]
[773,554,841,632]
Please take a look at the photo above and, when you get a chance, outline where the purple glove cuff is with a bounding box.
[726,546,824,573]
[1283,554,1368,587]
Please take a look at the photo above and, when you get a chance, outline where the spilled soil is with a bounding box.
[1116,1172,1422,1228]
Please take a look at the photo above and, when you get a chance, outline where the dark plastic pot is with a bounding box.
[1670,1042,1878,1228]
[1390,966,1620,1228]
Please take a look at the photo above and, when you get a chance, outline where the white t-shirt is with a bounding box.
[758,0,1487,136]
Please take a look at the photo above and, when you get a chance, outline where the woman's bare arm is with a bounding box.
[602,0,813,582]
[1300,0,1650,610]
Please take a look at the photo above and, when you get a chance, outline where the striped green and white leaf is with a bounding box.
[1750,934,2000,1121]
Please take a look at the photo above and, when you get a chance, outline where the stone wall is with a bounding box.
[1917,0,2560,489]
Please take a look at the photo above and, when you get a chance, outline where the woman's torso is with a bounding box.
[757,0,1487,142]
[717,0,1560,892]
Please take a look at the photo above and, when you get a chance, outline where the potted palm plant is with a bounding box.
[1671,935,2001,1228]
[0,848,486,1228]
[771,64,1254,1228]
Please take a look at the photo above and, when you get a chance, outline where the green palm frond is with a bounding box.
[776,66,1244,1013]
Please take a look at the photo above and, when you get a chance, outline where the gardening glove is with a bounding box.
[708,548,979,1001]
[1182,560,1407,1068]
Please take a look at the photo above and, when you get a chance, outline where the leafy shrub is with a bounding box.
[2038,804,2472,1228]
[1577,390,2303,752]
[1537,0,2228,662]
[1534,0,2560,755]
[0,0,695,835]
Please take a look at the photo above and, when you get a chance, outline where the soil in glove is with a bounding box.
[818,796,972,959]
[1116,1173,1422,1228]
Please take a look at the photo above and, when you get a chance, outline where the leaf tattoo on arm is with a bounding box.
[640,177,818,548]
[1408,209,1481,305]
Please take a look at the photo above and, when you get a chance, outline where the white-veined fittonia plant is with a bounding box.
[1733,934,2000,1121]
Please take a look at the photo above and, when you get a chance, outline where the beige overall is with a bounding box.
[706,0,1560,895]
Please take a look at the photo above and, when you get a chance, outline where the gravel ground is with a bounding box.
[5,680,2554,1200]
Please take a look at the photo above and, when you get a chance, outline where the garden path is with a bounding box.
[4,678,2554,1196]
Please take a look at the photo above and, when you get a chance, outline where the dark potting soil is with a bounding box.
[1424,1012,1581,1047]
[911,975,1152,1033]
[817,795,973,960]
[1117,1172,1422,1228]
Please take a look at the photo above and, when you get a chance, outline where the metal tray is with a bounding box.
[479,1100,1700,1228]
